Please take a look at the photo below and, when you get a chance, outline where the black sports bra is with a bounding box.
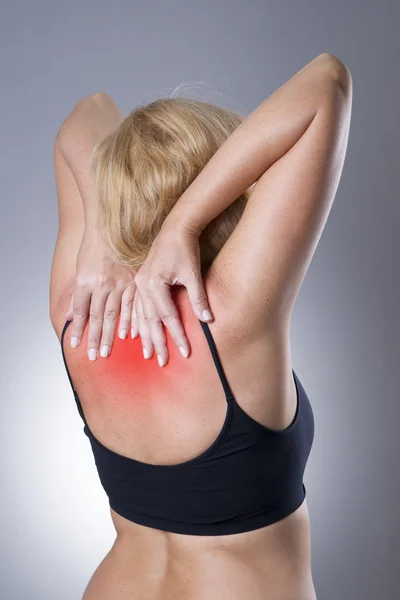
[60,318,314,536]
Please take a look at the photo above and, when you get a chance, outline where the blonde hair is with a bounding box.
[91,97,252,274]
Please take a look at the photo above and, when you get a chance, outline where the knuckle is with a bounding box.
[89,312,104,324]
[194,294,208,306]
[155,342,167,353]
[144,315,160,325]
[161,313,178,326]
[123,296,134,308]
[187,267,201,281]
[75,274,88,288]
[105,308,118,321]
[73,308,87,320]
[153,274,166,287]
[97,274,109,287]
[146,274,164,293]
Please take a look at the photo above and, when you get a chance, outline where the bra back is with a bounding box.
[60,317,314,536]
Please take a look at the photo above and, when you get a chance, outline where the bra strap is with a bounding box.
[60,319,87,424]
[198,320,234,402]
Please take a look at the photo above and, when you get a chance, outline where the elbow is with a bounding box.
[317,52,353,95]
[56,92,111,140]
[74,91,111,106]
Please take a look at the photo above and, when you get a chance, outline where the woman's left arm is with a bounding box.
[57,92,123,229]
[52,93,137,359]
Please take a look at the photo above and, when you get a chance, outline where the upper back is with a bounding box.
[59,279,299,468]
[56,270,315,546]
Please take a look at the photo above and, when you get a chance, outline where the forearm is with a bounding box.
[170,52,349,235]
[57,93,124,230]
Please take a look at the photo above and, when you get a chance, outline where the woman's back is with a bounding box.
[58,278,316,600]
[51,53,351,598]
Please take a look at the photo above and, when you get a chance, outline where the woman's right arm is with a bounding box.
[170,52,352,328]
[172,53,351,237]
[134,52,352,363]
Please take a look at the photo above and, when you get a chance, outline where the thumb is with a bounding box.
[65,292,74,321]
[186,278,214,323]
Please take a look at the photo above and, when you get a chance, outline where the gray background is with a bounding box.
[1,1,398,598]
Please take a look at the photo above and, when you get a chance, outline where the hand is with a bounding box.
[133,218,214,367]
[66,230,136,360]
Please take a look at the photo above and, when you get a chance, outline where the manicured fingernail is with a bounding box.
[100,345,110,358]
[131,327,138,339]
[157,354,164,367]
[119,329,127,339]
[71,337,79,348]
[143,348,148,359]
[179,346,189,358]
[88,349,97,361]
[202,309,213,321]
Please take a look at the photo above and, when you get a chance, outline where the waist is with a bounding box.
[107,497,314,597]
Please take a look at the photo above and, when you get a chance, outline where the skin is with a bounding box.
[54,93,142,361]
[57,93,214,363]
[132,54,351,358]
[52,281,317,600]
[50,53,352,598]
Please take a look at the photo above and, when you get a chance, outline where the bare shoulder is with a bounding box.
[201,265,282,344]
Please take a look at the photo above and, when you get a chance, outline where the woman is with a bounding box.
[50,52,352,600]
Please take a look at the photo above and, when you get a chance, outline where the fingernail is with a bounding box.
[100,345,110,358]
[88,349,97,361]
[143,348,148,359]
[179,346,189,358]
[71,337,79,348]
[202,309,213,321]
[119,329,127,339]
[131,327,138,339]
[157,354,164,367]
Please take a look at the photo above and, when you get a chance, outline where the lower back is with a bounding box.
[82,503,315,600]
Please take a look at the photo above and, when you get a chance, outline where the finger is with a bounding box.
[99,290,123,358]
[135,293,155,361]
[86,290,109,361]
[150,279,190,358]
[118,281,136,339]
[184,269,214,323]
[70,285,92,349]
[141,280,169,367]
[130,288,139,339]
